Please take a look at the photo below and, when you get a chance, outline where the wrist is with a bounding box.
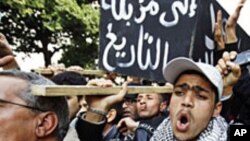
[132,122,140,132]
[88,107,108,117]
[84,107,107,123]
[89,102,109,113]
[80,113,106,125]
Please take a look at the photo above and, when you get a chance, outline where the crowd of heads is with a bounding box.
[0,54,244,140]
[0,0,247,140]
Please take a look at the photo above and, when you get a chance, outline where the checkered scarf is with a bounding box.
[150,116,228,141]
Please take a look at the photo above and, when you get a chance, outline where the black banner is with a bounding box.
[99,0,200,82]
[99,0,250,82]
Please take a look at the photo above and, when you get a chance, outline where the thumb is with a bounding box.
[117,118,125,129]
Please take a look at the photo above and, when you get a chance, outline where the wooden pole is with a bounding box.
[32,85,173,96]
[32,69,106,76]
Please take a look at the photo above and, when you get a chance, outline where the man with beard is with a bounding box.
[150,52,241,141]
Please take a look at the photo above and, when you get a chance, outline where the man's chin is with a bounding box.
[174,134,197,141]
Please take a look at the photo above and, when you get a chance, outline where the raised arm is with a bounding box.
[214,0,245,50]
[216,51,241,99]
[75,79,128,141]
[0,33,20,70]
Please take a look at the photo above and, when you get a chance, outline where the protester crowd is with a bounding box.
[0,0,249,141]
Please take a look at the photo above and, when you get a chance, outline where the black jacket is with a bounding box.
[134,115,166,141]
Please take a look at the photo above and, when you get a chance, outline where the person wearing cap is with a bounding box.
[150,52,241,141]
[73,51,240,141]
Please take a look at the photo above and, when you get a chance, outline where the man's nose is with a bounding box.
[122,101,128,108]
[138,98,146,104]
[181,92,194,108]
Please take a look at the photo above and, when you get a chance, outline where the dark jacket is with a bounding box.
[75,115,106,141]
[134,115,166,141]
[103,125,124,141]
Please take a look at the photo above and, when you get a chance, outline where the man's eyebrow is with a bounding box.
[175,84,210,93]
[174,83,189,89]
[192,85,209,93]
[137,95,143,98]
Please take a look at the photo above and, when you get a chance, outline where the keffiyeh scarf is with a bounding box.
[150,116,228,141]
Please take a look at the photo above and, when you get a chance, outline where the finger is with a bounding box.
[214,23,225,50]
[0,37,12,56]
[235,0,245,16]
[87,79,113,87]
[100,80,114,87]
[214,23,222,39]
[66,66,83,71]
[226,61,241,78]
[56,64,65,71]
[229,51,237,60]
[214,10,223,39]
[117,119,128,133]
[0,55,15,66]
[216,10,223,26]
[0,33,6,41]
[227,0,245,27]
[222,51,233,75]
[225,0,245,43]
[117,118,126,129]
[222,51,231,62]
[217,58,228,75]
[215,10,223,44]
[87,79,99,86]
[216,65,223,75]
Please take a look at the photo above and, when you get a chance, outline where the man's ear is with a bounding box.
[106,109,117,123]
[213,101,222,117]
[160,101,167,112]
[35,112,58,138]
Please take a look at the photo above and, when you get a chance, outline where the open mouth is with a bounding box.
[176,113,190,132]
[181,116,188,124]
